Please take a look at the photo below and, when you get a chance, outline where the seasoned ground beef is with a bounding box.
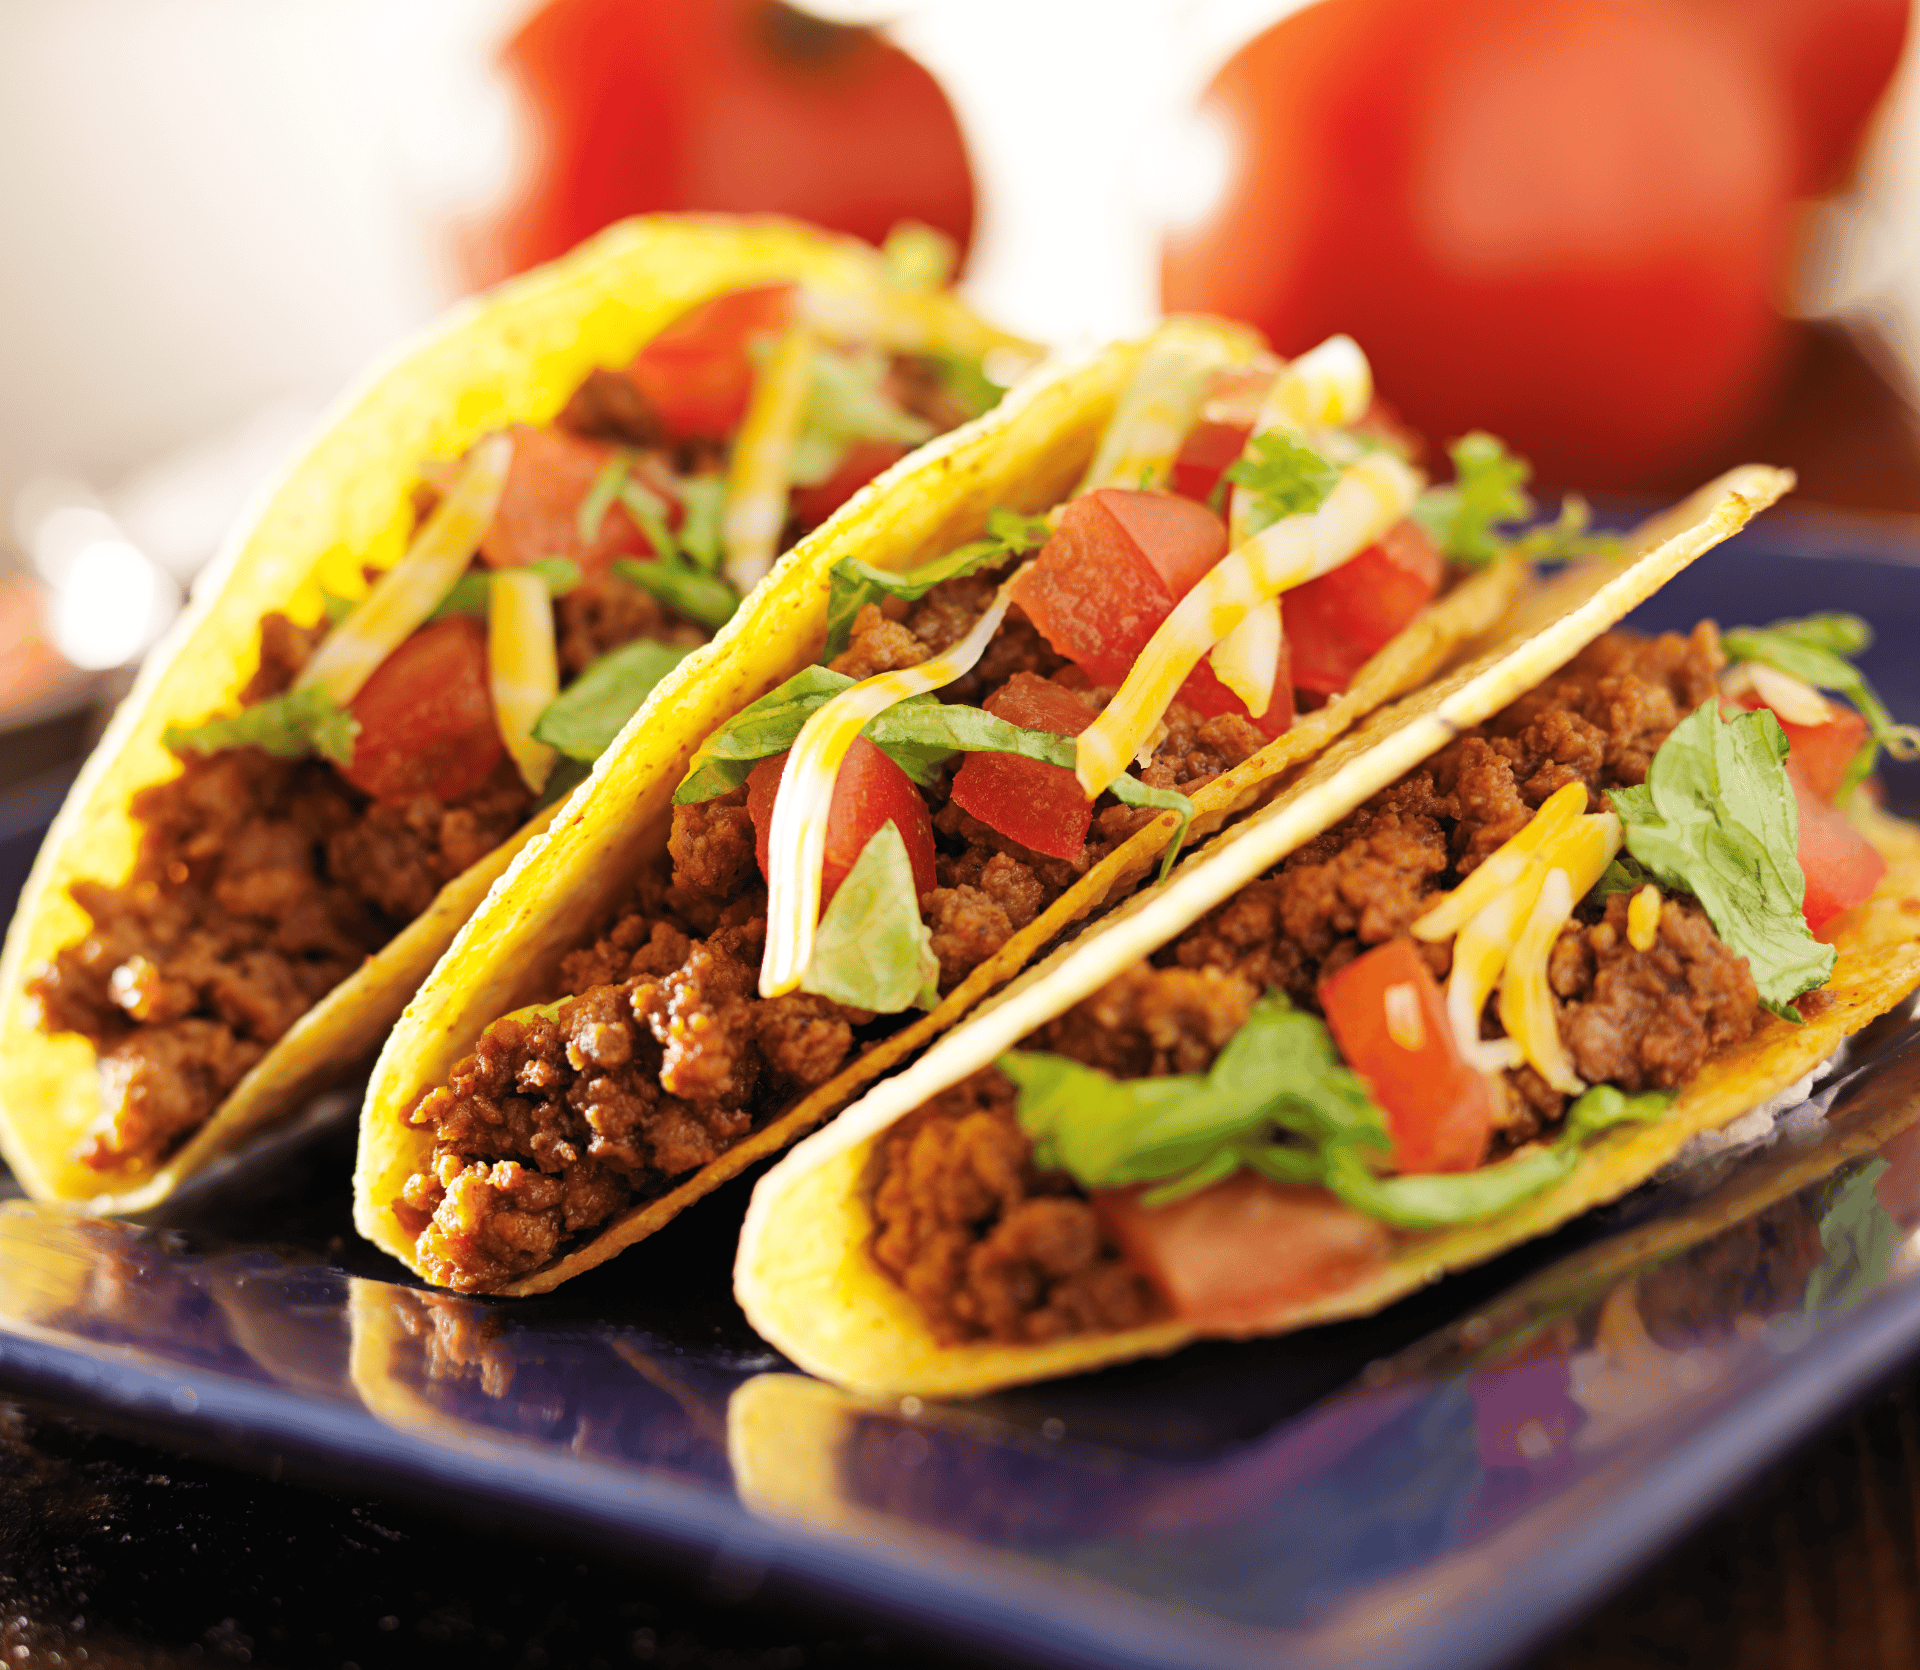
[28,563,694,1173]
[868,625,1772,1343]
[868,1067,1163,1347]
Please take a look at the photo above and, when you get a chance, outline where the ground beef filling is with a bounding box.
[399,565,1266,1291]
[28,614,539,1172]
[869,625,1771,1344]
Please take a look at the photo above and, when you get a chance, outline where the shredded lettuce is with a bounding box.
[531,639,696,762]
[163,685,359,770]
[798,820,940,1013]
[1224,432,1339,537]
[613,557,738,631]
[789,346,936,489]
[578,452,633,547]
[1004,995,1675,1229]
[677,475,726,574]
[430,557,581,621]
[1722,612,1920,797]
[1594,852,1657,900]
[673,664,1194,871]
[822,506,1049,660]
[931,352,1005,421]
[1610,703,1835,1017]
[1410,433,1620,569]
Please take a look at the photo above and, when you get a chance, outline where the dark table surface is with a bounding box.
[5,318,1920,1670]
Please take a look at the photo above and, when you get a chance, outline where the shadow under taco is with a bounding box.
[353,320,1715,1297]
[0,214,1032,1214]
[725,465,1920,1399]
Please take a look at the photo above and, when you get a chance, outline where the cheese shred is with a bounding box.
[488,570,560,794]
[723,323,816,593]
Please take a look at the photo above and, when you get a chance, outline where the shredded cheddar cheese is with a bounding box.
[759,567,1028,998]
[722,322,816,593]
[1209,596,1283,716]
[297,431,514,706]
[1627,883,1663,952]
[1078,317,1264,496]
[1411,782,1588,943]
[488,570,560,794]
[1383,981,1426,1052]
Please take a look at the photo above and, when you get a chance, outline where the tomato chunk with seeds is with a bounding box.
[789,436,911,530]
[747,735,936,914]
[626,283,796,442]
[1011,488,1228,684]
[1096,1174,1391,1333]
[947,673,1097,862]
[1319,937,1493,1174]
[1172,419,1252,507]
[343,614,503,802]
[1788,755,1885,932]
[1737,692,1870,803]
[479,425,673,576]
[1283,519,1445,696]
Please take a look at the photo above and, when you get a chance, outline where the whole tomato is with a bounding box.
[474,0,975,284]
[1700,0,1911,197]
[1163,0,1797,488]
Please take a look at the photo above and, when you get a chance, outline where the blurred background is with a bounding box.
[3,0,1918,880]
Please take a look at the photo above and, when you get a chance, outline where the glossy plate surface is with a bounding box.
[3,515,1920,1670]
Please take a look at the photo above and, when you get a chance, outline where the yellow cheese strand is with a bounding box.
[1498,814,1622,1093]
[1411,780,1589,943]
[488,570,559,794]
[1077,317,1264,495]
[1075,449,1421,798]
[760,568,1026,998]
[1208,596,1283,716]
[722,322,816,593]
[296,431,514,706]
[1227,334,1373,548]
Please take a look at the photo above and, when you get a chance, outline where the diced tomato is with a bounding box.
[1010,488,1228,684]
[1177,649,1296,742]
[789,437,911,530]
[1172,420,1251,507]
[1284,519,1446,696]
[1736,692,1870,804]
[746,735,936,913]
[1319,937,1495,1174]
[947,673,1097,862]
[626,283,796,442]
[342,614,503,802]
[1095,1173,1392,1334]
[1788,755,1885,932]
[478,424,674,576]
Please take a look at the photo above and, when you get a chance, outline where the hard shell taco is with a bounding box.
[0,214,1031,1213]
[351,318,1659,1297]
[728,464,1920,1401]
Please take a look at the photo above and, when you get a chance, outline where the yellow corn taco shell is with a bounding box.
[726,466,1920,1402]
[0,214,1027,1215]
[352,333,1531,1295]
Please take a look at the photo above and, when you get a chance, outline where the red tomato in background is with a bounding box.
[343,615,504,803]
[1319,937,1495,1173]
[1284,520,1446,696]
[1701,0,1911,196]
[746,736,937,912]
[473,0,975,285]
[1164,0,1796,489]
[947,673,1097,862]
[478,425,668,575]
[787,436,913,528]
[626,284,796,442]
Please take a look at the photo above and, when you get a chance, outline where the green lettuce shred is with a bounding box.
[430,557,581,621]
[532,639,696,763]
[163,686,359,770]
[1610,703,1835,1017]
[1411,432,1620,569]
[1225,432,1340,536]
[613,557,738,632]
[1722,612,1920,798]
[1004,994,1675,1229]
[799,821,940,1014]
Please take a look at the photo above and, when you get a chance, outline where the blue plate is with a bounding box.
[3,510,1919,1670]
